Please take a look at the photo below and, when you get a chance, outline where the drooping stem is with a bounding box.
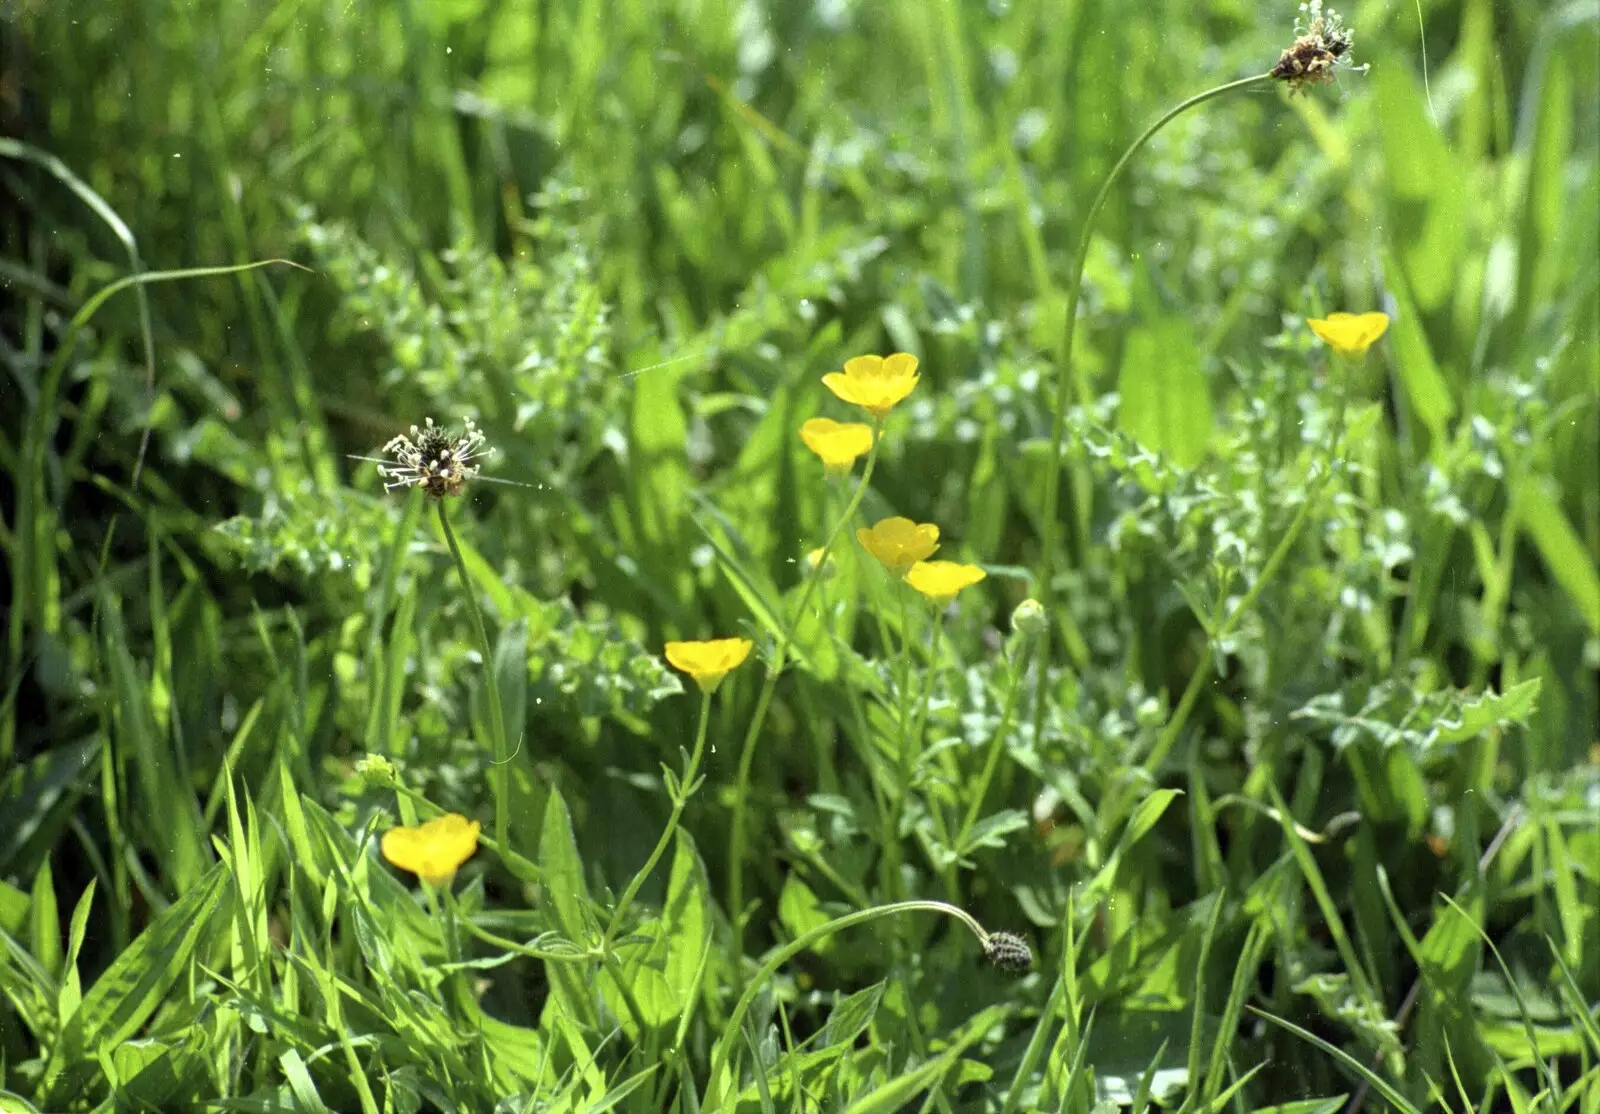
[1031,72,1275,736]
[705,899,995,1107]
[604,689,713,948]
[729,427,884,956]
[437,500,510,854]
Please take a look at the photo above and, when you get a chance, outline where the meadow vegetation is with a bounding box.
[2,0,1598,1110]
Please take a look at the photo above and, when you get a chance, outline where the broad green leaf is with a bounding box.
[28,859,60,978]
[1384,256,1455,439]
[57,878,96,1024]
[0,880,26,936]
[538,787,600,1036]
[821,980,885,1049]
[43,864,228,1107]
[1122,788,1182,849]
[662,831,712,1009]
[1376,65,1467,313]
[777,874,833,957]
[1517,479,1600,632]
[539,787,591,944]
[1116,320,1213,469]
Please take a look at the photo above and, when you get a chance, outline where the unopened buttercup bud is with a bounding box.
[1011,598,1048,639]
[355,754,400,789]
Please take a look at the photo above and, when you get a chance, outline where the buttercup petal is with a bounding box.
[882,352,919,379]
[905,560,986,604]
[381,814,481,885]
[843,355,886,379]
[1308,311,1390,357]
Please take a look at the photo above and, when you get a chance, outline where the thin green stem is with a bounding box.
[705,899,994,1107]
[1032,71,1275,742]
[729,426,883,955]
[1142,362,1349,773]
[900,613,949,858]
[604,689,713,948]
[952,638,1032,859]
[600,949,651,1040]
[437,500,510,853]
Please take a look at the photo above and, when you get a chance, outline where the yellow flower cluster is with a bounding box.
[858,516,986,603]
[797,351,988,605]
[798,352,921,478]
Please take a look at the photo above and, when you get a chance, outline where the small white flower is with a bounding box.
[378,416,490,499]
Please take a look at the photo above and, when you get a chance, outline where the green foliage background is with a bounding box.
[2,0,1597,1109]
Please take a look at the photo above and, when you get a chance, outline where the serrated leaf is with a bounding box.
[1434,679,1542,744]
[957,809,1030,855]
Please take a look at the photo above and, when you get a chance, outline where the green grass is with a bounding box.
[3,0,1598,1110]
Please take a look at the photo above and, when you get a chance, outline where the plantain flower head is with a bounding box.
[381,813,481,886]
[379,416,490,499]
[1272,3,1359,94]
[1307,311,1389,358]
[800,418,875,476]
[905,560,987,605]
[822,353,920,420]
[665,637,755,694]
[857,516,940,574]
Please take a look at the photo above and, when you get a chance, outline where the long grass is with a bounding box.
[2,0,1597,1110]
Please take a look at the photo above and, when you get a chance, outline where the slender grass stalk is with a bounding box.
[705,899,1003,1107]
[729,425,884,955]
[436,500,510,854]
[603,689,713,949]
[1031,72,1275,741]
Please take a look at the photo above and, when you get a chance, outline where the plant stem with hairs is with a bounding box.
[1031,71,1275,743]
[437,500,511,854]
[602,689,713,950]
[729,425,884,956]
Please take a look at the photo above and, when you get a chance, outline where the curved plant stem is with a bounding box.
[437,500,510,855]
[706,899,995,1107]
[1031,72,1274,737]
[729,426,883,956]
[603,689,712,949]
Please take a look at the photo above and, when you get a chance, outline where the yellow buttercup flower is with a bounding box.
[905,560,987,604]
[665,637,754,694]
[381,813,481,886]
[857,516,940,573]
[1307,312,1389,358]
[821,353,920,419]
[800,418,875,475]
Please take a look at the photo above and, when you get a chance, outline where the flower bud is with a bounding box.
[1010,598,1048,639]
[355,754,400,789]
